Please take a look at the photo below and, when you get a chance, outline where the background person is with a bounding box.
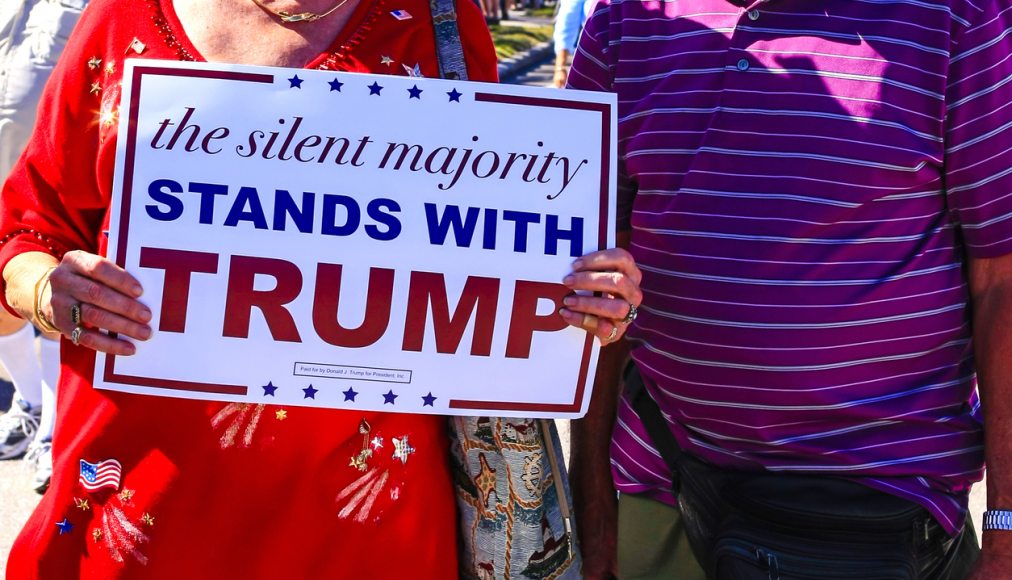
[0,0,82,492]
[550,0,591,88]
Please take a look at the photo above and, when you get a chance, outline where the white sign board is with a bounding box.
[97,60,616,418]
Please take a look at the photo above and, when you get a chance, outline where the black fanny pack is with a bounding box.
[623,363,971,580]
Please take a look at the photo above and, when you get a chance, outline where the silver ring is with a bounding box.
[71,303,82,326]
[70,326,83,346]
[605,326,619,342]
[621,302,639,326]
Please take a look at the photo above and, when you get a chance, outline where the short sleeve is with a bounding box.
[944,0,1012,258]
[566,2,636,232]
[553,0,587,54]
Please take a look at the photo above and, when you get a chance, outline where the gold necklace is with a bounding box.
[249,0,350,23]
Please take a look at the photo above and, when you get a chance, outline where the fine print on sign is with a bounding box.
[97,60,616,419]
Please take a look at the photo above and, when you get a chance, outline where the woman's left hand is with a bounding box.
[559,247,643,345]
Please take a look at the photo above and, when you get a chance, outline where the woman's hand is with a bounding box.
[41,251,152,355]
[559,247,643,345]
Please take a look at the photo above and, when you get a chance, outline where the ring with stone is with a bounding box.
[621,302,639,326]
[71,303,82,326]
[70,325,84,346]
[605,326,619,342]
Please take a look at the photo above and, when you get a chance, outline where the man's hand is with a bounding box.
[553,49,570,89]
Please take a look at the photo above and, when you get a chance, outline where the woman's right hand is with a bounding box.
[42,250,152,355]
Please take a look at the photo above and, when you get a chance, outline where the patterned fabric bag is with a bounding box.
[428,2,582,576]
[450,417,581,579]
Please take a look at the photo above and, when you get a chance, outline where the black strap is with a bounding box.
[625,362,682,493]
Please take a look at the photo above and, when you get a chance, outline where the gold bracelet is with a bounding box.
[33,266,59,333]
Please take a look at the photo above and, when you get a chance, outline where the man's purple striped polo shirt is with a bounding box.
[568,0,1012,534]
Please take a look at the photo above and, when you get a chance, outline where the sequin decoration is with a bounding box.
[99,107,118,128]
[392,436,415,465]
[118,489,135,503]
[87,56,102,70]
[104,62,116,75]
[275,409,287,421]
[55,518,74,535]
[210,403,266,449]
[335,468,390,523]
[100,506,150,565]
[89,82,102,95]
[381,55,394,66]
[74,498,91,511]
[141,513,155,527]
[402,63,423,77]
[127,37,146,54]
[349,419,374,472]
[92,529,103,542]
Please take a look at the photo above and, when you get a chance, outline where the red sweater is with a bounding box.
[1,0,496,577]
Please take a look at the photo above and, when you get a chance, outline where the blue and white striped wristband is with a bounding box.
[983,510,1012,531]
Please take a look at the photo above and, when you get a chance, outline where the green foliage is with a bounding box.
[489,24,553,60]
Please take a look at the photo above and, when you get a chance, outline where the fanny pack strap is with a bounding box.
[625,362,682,493]
[429,0,468,81]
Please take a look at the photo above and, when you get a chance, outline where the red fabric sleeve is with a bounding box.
[0,3,111,314]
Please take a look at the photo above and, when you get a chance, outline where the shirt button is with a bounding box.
[736,58,750,71]
[748,9,760,20]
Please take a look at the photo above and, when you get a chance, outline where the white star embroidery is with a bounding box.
[380,55,394,66]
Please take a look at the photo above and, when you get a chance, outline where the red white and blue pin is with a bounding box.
[79,458,123,492]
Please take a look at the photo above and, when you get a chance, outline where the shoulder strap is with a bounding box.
[429,0,469,81]
[625,362,682,493]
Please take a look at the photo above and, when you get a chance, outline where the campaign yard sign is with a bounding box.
[96,60,616,419]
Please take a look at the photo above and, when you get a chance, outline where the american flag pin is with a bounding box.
[79,458,123,492]
[390,9,412,20]
[126,37,146,55]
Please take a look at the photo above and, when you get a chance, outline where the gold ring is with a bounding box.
[71,303,82,326]
[621,302,639,326]
[605,326,619,342]
[70,326,83,346]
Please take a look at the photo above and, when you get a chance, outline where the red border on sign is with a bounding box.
[448,92,613,413]
[103,66,273,397]
[104,73,613,412]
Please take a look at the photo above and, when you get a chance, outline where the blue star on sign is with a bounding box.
[383,390,398,405]
[422,392,437,407]
[447,88,462,102]
[407,85,423,99]
[303,384,318,399]
[56,518,73,535]
[328,78,344,92]
[262,381,278,397]
[288,75,304,88]
[368,81,384,96]
[343,387,358,402]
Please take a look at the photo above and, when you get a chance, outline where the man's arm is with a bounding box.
[569,231,631,579]
[968,253,1012,579]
